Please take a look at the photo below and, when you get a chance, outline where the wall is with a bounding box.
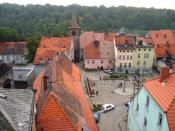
[133,47,155,70]
[85,59,114,69]
[127,88,169,131]
[0,54,26,64]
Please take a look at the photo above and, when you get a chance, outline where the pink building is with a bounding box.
[81,32,115,69]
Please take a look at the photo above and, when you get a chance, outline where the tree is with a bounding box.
[25,34,41,63]
[0,28,20,41]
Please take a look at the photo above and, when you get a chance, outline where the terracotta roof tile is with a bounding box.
[115,35,134,45]
[144,73,175,131]
[146,30,175,57]
[33,48,66,64]
[37,93,76,131]
[40,37,72,52]
[0,42,26,55]
[34,54,98,131]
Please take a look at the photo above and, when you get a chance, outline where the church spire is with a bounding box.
[70,11,79,28]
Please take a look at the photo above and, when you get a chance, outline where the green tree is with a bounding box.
[0,28,20,41]
[25,34,41,64]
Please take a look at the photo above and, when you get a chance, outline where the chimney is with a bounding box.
[159,67,170,82]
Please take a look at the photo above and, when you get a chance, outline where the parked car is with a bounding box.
[102,104,115,112]
[103,69,113,74]
[93,112,100,123]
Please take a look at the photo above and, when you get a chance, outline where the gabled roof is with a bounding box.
[0,89,34,131]
[37,93,76,131]
[0,42,26,55]
[33,54,98,131]
[0,63,12,77]
[33,48,66,64]
[39,37,72,52]
[146,30,175,57]
[144,73,175,131]
[115,34,135,45]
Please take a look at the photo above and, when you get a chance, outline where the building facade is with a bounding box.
[127,67,175,131]
[114,41,155,73]
[83,32,115,70]
[127,87,169,131]
[0,42,27,64]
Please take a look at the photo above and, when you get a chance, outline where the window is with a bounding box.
[19,74,22,79]
[149,49,151,51]
[101,60,103,64]
[120,63,122,67]
[119,55,121,60]
[144,54,149,58]
[138,54,140,58]
[144,49,146,51]
[137,61,140,65]
[87,60,90,64]
[146,96,149,107]
[127,50,129,52]
[109,60,112,64]
[129,63,131,67]
[120,50,122,52]
[123,56,125,60]
[144,117,147,127]
[124,63,127,67]
[123,51,125,52]
[130,56,132,60]
[127,55,129,60]
[136,103,139,111]
[139,48,141,51]
[158,113,163,126]
[92,60,95,64]
[143,61,146,65]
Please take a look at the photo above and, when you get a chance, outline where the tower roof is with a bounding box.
[70,12,79,28]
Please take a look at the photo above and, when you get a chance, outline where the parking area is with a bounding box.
[78,64,160,131]
[79,65,134,131]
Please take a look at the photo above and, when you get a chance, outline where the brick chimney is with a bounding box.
[159,67,170,82]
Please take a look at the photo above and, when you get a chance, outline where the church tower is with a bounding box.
[69,12,80,63]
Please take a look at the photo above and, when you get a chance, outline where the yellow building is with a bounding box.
[114,42,155,73]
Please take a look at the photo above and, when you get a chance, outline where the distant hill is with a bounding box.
[0,3,175,40]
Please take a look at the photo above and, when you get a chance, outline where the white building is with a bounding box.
[0,42,27,64]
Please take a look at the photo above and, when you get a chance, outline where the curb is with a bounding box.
[119,113,127,131]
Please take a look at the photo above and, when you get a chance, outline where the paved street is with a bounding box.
[79,65,133,131]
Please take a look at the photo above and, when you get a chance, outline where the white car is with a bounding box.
[102,104,115,112]
[103,69,113,74]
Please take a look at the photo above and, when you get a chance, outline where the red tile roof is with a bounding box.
[146,30,175,57]
[80,32,94,48]
[37,93,76,131]
[33,48,66,64]
[34,54,97,131]
[115,34,134,45]
[84,41,100,59]
[144,73,175,131]
[0,42,26,55]
[39,37,72,52]
[105,32,116,41]
[33,69,45,103]
[33,36,72,64]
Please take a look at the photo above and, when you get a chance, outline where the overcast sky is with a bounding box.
[0,0,175,10]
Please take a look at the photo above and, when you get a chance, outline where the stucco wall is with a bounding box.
[133,47,155,69]
[85,59,114,69]
[127,88,169,131]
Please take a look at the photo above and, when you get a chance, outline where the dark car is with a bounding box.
[93,112,100,123]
